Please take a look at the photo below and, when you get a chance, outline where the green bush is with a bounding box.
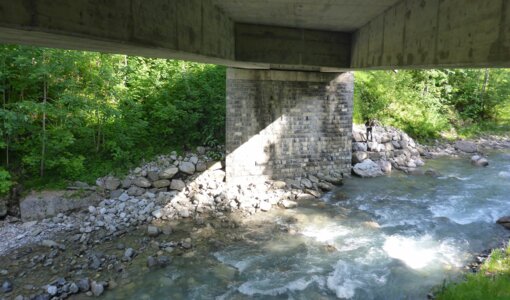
[0,168,12,195]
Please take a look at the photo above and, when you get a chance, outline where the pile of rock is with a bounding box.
[12,147,345,249]
[96,148,210,199]
[351,125,425,177]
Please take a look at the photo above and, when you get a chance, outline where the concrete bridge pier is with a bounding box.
[225,68,354,185]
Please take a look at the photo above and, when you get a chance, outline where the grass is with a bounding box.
[436,242,510,300]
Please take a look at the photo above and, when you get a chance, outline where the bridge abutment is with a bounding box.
[226,68,353,184]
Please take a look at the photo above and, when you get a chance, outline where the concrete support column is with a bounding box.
[226,68,353,185]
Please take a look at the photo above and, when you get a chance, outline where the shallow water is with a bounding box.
[104,151,510,300]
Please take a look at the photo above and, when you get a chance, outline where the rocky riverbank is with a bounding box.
[0,147,344,299]
[351,124,510,178]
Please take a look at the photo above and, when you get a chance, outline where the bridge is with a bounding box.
[1,0,508,183]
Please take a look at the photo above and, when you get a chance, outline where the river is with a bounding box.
[104,151,510,300]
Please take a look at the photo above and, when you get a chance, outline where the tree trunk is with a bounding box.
[2,58,7,169]
[41,78,47,177]
[479,68,490,121]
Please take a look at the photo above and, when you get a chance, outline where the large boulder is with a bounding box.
[471,155,489,167]
[352,152,368,164]
[455,140,478,153]
[353,159,384,178]
[20,191,99,221]
[134,177,151,188]
[497,216,510,229]
[352,142,368,152]
[352,131,366,142]
[170,180,186,191]
[379,160,392,173]
[103,177,121,191]
[179,162,195,175]
[159,167,179,179]
[152,180,171,188]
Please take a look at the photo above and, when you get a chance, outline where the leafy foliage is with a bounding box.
[0,45,226,189]
[354,69,510,141]
[0,167,11,195]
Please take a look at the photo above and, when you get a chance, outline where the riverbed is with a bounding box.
[95,151,510,300]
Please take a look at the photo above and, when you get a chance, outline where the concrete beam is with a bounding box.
[0,0,241,66]
[235,23,351,70]
[351,0,510,69]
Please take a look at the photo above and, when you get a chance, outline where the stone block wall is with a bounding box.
[226,68,353,184]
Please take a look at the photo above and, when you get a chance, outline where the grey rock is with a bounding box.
[147,225,160,237]
[127,186,145,196]
[77,278,90,292]
[147,171,160,182]
[20,190,99,222]
[124,248,135,259]
[134,177,151,188]
[146,256,158,268]
[151,209,163,219]
[379,160,392,173]
[318,182,335,191]
[455,140,478,153]
[91,281,104,297]
[47,285,57,296]
[152,180,170,188]
[352,131,366,142]
[352,151,368,164]
[280,200,298,209]
[471,155,489,167]
[179,162,196,175]
[189,156,199,165]
[104,177,121,191]
[300,178,313,189]
[196,162,207,172]
[69,283,79,294]
[196,146,206,155]
[41,240,59,248]
[121,179,132,189]
[159,167,179,179]
[353,159,384,178]
[352,142,368,152]
[109,189,123,199]
[497,216,510,229]
[170,180,186,191]
[2,280,13,293]
[118,193,129,201]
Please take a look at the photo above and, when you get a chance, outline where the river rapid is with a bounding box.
[103,151,510,300]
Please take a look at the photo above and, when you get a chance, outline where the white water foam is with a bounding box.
[383,234,464,269]
[301,224,351,243]
[326,260,389,299]
[238,276,324,297]
[429,197,505,225]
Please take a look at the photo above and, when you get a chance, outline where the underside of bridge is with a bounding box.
[1,0,508,182]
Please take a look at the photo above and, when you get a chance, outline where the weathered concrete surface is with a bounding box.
[352,0,510,69]
[235,23,351,70]
[1,0,509,70]
[0,0,238,66]
[226,68,353,184]
[213,0,401,32]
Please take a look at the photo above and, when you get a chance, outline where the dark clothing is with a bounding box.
[365,120,373,142]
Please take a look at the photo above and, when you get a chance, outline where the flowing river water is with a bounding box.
[102,151,510,300]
